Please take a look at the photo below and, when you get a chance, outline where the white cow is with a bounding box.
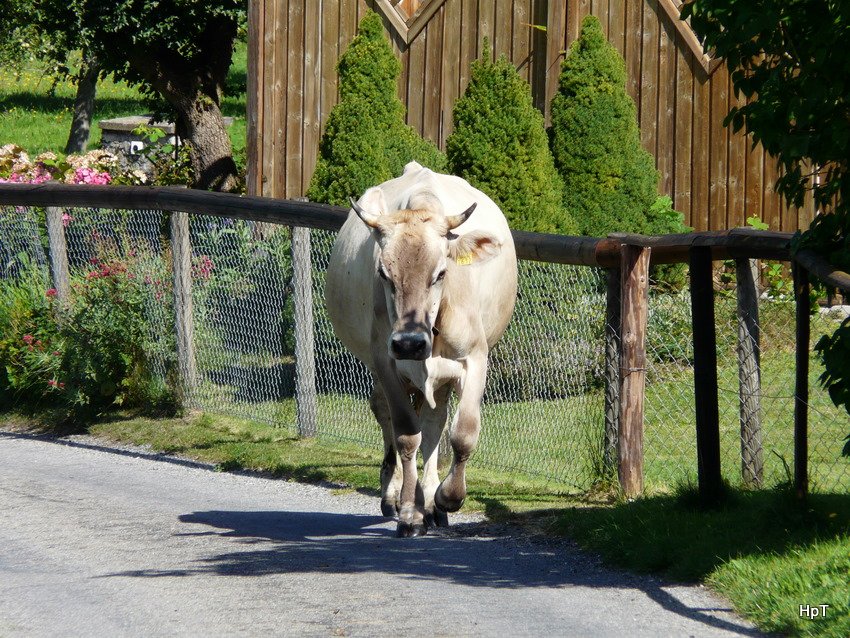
[325,162,518,536]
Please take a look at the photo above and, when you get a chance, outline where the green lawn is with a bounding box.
[0,45,247,158]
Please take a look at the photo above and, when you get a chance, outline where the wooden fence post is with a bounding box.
[292,224,318,437]
[170,211,197,399]
[735,258,763,486]
[45,207,71,306]
[792,262,809,500]
[618,244,650,497]
[690,246,722,504]
[603,265,621,479]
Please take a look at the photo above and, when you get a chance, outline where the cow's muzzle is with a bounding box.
[390,331,431,360]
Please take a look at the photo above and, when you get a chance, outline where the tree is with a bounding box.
[446,42,574,234]
[550,15,681,239]
[307,11,446,205]
[682,0,850,445]
[0,1,245,191]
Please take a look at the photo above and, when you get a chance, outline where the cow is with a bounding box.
[325,161,518,537]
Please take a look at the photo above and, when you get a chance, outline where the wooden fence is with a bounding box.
[247,0,816,233]
[2,183,845,503]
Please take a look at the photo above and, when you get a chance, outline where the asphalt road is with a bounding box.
[0,431,761,637]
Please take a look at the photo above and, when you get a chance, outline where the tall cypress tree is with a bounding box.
[446,42,575,234]
[551,15,680,237]
[307,11,445,205]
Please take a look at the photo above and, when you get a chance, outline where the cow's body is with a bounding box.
[325,162,517,536]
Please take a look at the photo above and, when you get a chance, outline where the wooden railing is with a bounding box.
[2,183,847,502]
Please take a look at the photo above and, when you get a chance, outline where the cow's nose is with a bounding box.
[390,331,430,360]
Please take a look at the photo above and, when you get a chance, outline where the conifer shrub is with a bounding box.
[446,42,575,234]
[307,12,446,205]
[550,15,688,240]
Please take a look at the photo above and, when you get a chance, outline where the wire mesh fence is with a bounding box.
[1,204,848,494]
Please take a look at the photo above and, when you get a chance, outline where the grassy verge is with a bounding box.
[555,486,850,637]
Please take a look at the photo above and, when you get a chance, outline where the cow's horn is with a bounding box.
[446,202,477,230]
[350,196,380,228]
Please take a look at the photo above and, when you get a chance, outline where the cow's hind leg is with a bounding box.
[418,385,451,528]
[435,354,486,514]
[369,382,401,517]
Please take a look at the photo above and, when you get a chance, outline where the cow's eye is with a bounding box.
[434,269,446,283]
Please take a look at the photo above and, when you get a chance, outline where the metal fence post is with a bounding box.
[735,258,763,486]
[45,207,71,306]
[292,224,317,437]
[618,244,650,497]
[170,211,197,400]
[603,265,621,479]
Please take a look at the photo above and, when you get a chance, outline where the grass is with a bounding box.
[555,486,850,637]
[0,45,247,158]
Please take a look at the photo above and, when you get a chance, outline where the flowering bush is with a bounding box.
[0,144,115,185]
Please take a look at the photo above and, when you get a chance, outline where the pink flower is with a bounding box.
[47,380,57,387]
[46,288,57,297]
[53,351,61,356]
[22,334,34,345]
[72,167,111,185]
[61,212,73,227]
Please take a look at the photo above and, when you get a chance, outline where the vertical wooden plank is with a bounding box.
[793,262,809,500]
[293,225,318,437]
[286,0,305,197]
[406,26,427,132]
[320,0,340,137]
[513,0,531,80]
[618,244,650,498]
[763,154,782,232]
[423,10,444,144]
[494,0,512,59]
[639,0,659,159]
[709,67,729,230]
[544,0,568,121]
[267,0,285,198]
[246,0,263,197]
[441,0,462,144]
[692,69,711,231]
[690,246,722,504]
[530,0,549,114]
[171,212,197,398]
[674,48,694,226]
[745,116,765,227]
[45,207,71,305]
[624,0,642,106]
[727,77,746,228]
[657,11,676,198]
[479,0,496,58]
[608,0,626,59]
[460,0,480,93]
[604,265,622,479]
[736,257,763,487]
[590,0,605,35]
[302,1,322,194]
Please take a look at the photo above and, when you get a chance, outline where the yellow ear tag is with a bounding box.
[455,253,474,266]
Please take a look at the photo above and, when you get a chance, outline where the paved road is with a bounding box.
[0,431,760,637]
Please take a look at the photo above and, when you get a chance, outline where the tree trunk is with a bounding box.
[177,95,240,193]
[64,55,100,155]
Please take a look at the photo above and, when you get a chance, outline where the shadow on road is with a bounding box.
[103,509,760,636]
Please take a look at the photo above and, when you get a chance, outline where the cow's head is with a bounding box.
[351,188,502,361]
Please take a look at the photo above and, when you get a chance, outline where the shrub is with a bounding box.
[551,16,682,239]
[446,42,575,234]
[307,11,446,205]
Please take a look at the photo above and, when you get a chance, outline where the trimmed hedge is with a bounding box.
[446,42,575,234]
[307,12,445,205]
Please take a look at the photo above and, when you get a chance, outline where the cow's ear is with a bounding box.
[351,188,387,229]
[449,230,502,266]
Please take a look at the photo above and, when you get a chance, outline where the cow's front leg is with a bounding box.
[369,383,401,517]
[435,353,487,514]
[418,384,451,528]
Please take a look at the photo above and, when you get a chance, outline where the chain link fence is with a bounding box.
[2,204,848,494]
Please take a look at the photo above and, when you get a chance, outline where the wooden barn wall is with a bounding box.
[248,0,814,233]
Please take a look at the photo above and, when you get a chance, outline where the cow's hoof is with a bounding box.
[432,508,449,527]
[396,521,427,538]
[434,486,465,513]
[380,498,398,517]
